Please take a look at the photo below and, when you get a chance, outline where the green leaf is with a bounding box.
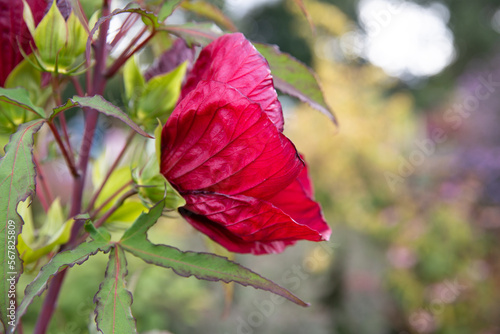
[180,1,237,32]
[85,220,112,242]
[52,95,152,138]
[94,246,136,334]
[123,56,145,101]
[5,57,52,108]
[33,0,67,71]
[0,119,44,333]
[15,234,113,328]
[136,61,187,124]
[161,23,222,46]
[58,11,88,68]
[0,87,46,119]
[21,0,36,36]
[18,198,75,264]
[158,0,184,22]
[106,201,146,228]
[254,43,337,125]
[119,203,309,307]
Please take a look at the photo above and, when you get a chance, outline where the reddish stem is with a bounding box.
[90,180,134,218]
[94,189,138,228]
[110,13,139,48]
[52,75,73,156]
[47,122,79,179]
[86,131,136,211]
[105,29,155,79]
[33,154,53,212]
[70,76,85,96]
[34,0,112,332]
[33,269,68,334]
[75,188,138,245]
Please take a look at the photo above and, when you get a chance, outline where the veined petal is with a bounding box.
[180,192,325,255]
[181,33,284,131]
[0,0,46,86]
[161,80,303,199]
[268,160,331,241]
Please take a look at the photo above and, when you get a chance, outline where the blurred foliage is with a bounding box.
[241,0,500,109]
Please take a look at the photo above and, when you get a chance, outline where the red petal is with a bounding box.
[0,0,46,86]
[180,192,325,255]
[181,33,284,131]
[161,80,303,199]
[268,159,331,241]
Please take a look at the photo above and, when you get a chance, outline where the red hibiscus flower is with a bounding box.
[160,33,331,255]
[0,0,46,86]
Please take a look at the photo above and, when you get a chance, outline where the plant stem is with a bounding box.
[90,180,134,219]
[95,188,138,229]
[33,269,68,334]
[75,188,138,245]
[86,131,136,211]
[35,1,112,332]
[110,13,138,48]
[105,29,155,79]
[52,75,74,156]
[47,122,79,179]
[33,154,53,212]
[70,76,84,96]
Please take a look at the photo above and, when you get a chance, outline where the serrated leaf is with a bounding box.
[85,220,112,242]
[158,0,184,22]
[0,87,46,118]
[51,95,152,138]
[0,119,44,333]
[181,1,237,32]
[119,203,309,307]
[14,234,113,329]
[94,246,136,334]
[162,22,222,46]
[254,43,337,125]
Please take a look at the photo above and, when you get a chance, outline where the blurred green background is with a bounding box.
[18,0,500,333]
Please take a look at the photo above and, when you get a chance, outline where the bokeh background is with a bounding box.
[17,0,500,333]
